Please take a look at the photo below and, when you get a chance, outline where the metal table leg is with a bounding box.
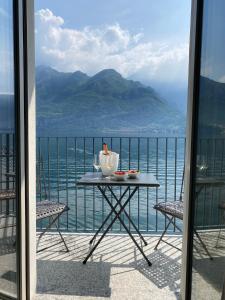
[107,186,148,246]
[83,186,152,266]
[89,187,129,244]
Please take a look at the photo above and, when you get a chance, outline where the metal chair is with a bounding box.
[36,157,70,253]
[216,202,225,248]
[153,169,213,259]
[0,186,17,252]
[0,190,16,231]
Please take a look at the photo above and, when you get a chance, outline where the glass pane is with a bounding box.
[0,0,18,298]
[191,0,225,299]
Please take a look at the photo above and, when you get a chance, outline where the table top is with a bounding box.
[77,172,160,187]
[196,176,225,186]
[5,172,16,178]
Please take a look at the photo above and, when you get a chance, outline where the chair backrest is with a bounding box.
[36,156,47,201]
[178,168,185,202]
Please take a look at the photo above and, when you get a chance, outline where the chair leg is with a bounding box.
[53,216,69,252]
[154,216,175,250]
[216,227,223,248]
[216,210,225,248]
[37,212,69,253]
[194,229,213,260]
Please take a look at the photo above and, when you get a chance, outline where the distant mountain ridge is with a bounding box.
[198,76,225,137]
[36,66,185,137]
[0,94,14,132]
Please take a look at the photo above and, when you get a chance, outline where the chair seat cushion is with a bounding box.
[0,190,16,200]
[154,201,183,220]
[36,200,69,220]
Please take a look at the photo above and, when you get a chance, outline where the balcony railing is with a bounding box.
[36,136,185,233]
[1,133,224,233]
[0,133,16,214]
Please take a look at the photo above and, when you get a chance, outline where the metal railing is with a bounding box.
[36,136,186,233]
[0,133,16,214]
[1,134,224,233]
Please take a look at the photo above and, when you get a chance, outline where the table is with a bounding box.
[196,176,225,197]
[196,176,225,186]
[5,172,16,178]
[77,172,160,266]
[195,176,225,258]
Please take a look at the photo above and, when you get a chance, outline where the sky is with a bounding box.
[200,0,225,83]
[35,0,191,89]
[0,0,192,96]
[0,0,14,94]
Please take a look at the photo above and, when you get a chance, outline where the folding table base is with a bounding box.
[83,185,151,266]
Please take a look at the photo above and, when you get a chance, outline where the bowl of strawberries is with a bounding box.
[113,171,128,181]
[128,170,140,179]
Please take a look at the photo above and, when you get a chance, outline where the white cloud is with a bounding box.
[35,9,189,84]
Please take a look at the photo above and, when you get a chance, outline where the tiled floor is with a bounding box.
[0,230,224,300]
[191,230,225,300]
[0,218,17,299]
[35,233,182,300]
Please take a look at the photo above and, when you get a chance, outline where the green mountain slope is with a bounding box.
[36,66,184,136]
[198,76,225,137]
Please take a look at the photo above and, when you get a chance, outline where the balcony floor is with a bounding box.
[35,233,182,300]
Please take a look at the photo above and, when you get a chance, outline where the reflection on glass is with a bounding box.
[191,1,225,299]
[0,0,17,298]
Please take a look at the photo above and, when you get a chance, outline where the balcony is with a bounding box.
[0,134,224,299]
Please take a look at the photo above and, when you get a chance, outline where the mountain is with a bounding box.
[128,76,188,114]
[36,66,89,100]
[36,66,185,137]
[148,82,187,114]
[0,94,14,133]
[198,76,225,137]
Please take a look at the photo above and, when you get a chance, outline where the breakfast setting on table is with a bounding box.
[77,143,160,266]
[93,143,140,180]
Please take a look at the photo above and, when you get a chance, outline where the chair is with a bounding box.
[154,169,213,259]
[36,157,70,253]
[0,187,17,253]
[0,190,16,230]
[216,202,225,248]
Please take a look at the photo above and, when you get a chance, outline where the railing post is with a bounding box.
[6,134,10,214]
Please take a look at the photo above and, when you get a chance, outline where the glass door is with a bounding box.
[0,0,18,298]
[186,0,225,299]
[0,0,30,298]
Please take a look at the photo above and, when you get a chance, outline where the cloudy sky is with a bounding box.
[35,0,191,88]
[0,0,191,95]
[0,1,14,94]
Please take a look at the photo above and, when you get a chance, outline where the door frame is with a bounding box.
[10,0,208,299]
[21,0,36,299]
[8,0,36,299]
[181,0,204,299]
